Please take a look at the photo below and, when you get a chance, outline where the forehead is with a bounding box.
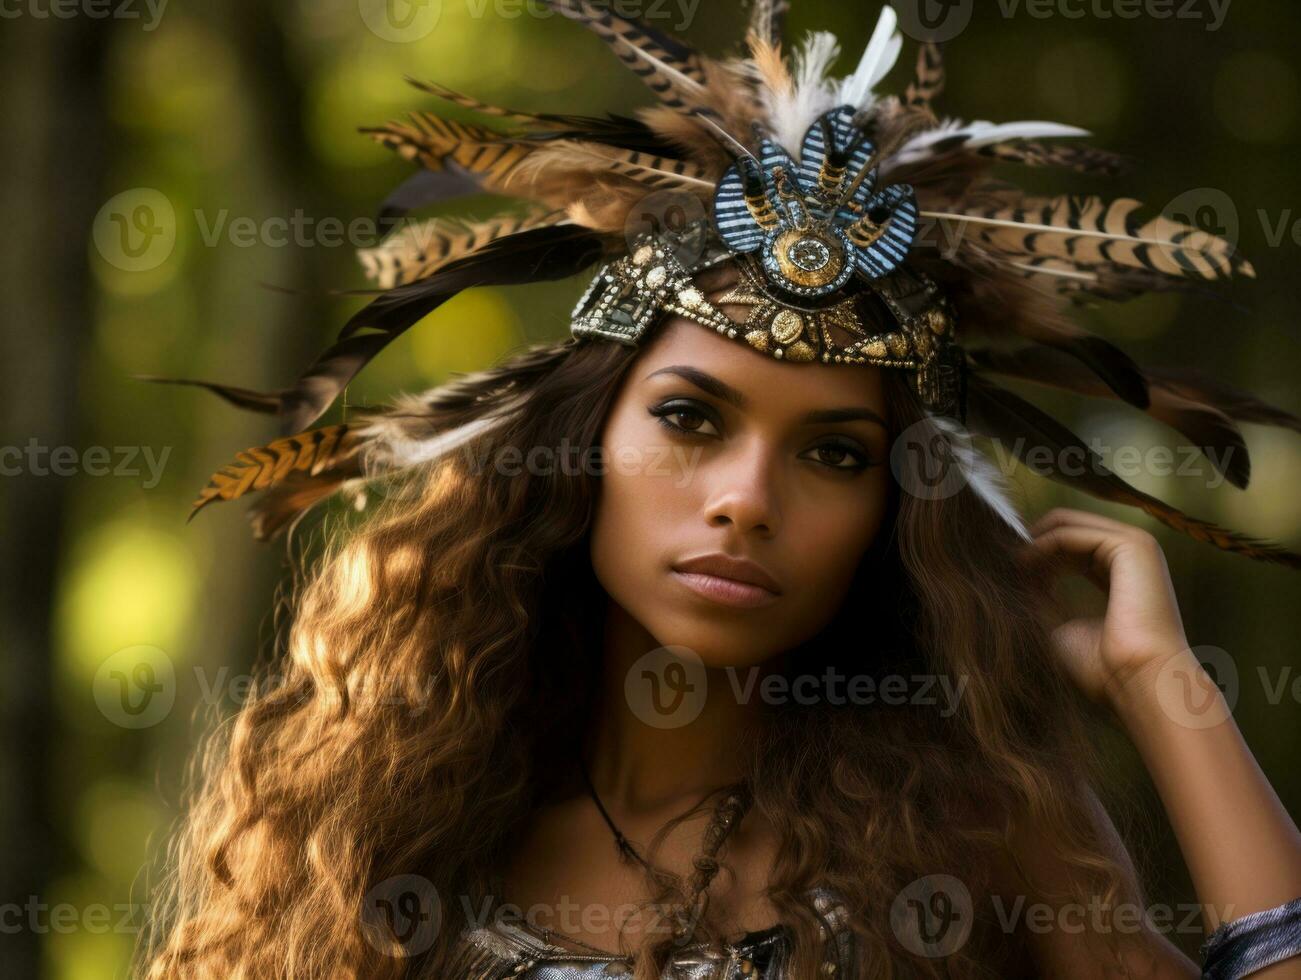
[633,316,887,413]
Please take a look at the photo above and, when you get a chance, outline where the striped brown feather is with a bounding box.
[403,77,570,127]
[977,140,1130,176]
[245,472,364,542]
[362,114,536,190]
[402,76,652,140]
[903,41,945,110]
[190,424,364,520]
[358,210,572,289]
[541,0,706,113]
[746,0,790,47]
[992,252,1234,304]
[929,195,1255,283]
[500,139,714,196]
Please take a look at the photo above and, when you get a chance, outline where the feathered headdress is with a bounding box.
[139,1,1300,568]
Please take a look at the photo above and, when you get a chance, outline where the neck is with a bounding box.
[580,599,770,817]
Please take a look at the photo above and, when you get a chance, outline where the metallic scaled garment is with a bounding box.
[441,886,857,979]
[1199,895,1301,979]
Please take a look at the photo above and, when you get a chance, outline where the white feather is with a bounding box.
[836,6,903,110]
[764,30,841,157]
[882,119,1091,174]
[928,415,1031,541]
[355,393,525,472]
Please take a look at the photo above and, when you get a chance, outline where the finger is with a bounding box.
[1028,524,1120,591]
[1028,507,1148,540]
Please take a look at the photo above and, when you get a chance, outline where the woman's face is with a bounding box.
[589,312,892,669]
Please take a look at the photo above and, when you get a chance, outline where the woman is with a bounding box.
[139,4,1301,977]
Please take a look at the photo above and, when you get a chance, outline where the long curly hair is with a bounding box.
[138,318,1154,979]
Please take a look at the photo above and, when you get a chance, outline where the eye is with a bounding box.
[801,439,874,471]
[649,399,721,437]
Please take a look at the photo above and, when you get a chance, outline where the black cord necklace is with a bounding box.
[575,748,756,947]
[576,748,658,873]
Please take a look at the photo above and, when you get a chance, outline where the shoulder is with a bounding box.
[985,782,1200,979]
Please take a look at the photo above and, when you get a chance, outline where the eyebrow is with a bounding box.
[644,365,889,430]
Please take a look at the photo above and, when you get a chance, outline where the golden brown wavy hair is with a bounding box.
[138,309,1154,979]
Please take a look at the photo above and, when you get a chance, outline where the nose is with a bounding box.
[701,437,781,537]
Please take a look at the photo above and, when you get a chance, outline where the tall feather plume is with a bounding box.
[764,30,841,157]
[539,0,707,113]
[837,5,904,112]
[746,30,793,101]
[746,0,790,47]
[634,57,770,172]
[903,40,945,111]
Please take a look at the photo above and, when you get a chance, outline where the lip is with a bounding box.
[670,553,782,609]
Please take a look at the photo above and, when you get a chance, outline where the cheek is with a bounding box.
[588,409,690,624]
[778,470,890,631]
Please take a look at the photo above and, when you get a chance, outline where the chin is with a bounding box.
[645,614,789,671]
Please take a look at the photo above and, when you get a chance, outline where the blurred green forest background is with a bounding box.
[1,1,1298,977]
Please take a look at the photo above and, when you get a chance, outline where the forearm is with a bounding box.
[1109,647,1301,960]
